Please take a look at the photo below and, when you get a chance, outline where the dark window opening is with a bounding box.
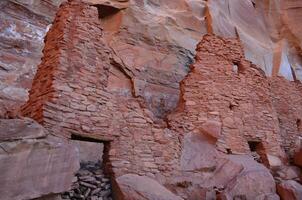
[95,4,120,19]
[229,103,235,110]
[232,61,245,74]
[248,141,259,152]
[247,140,269,166]
[226,148,232,154]
[297,119,301,131]
[70,134,112,174]
[71,134,106,143]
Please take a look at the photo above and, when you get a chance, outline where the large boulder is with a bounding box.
[0,118,79,200]
[199,120,222,143]
[177,132,278,199]
[277,180,302,200]
[221,155,278,200]
[115,174,183,200]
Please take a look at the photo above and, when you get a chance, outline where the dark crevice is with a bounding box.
[71,134,106,143]
[252,2,256,8]
[297,119,301,131]
[94,4,120,19]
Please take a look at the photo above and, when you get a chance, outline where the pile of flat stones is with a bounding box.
[61,161,112,200]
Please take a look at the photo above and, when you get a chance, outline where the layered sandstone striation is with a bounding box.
[3,0,302,119]
[0,118,79,200]
[22,1,182,180]
[0,0,65,114]
[0,0,301,199]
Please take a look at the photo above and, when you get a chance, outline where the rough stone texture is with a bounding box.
[0,117,46,141]
[276,166,301,181]
[168,34,285,159]
[277,180,302,200]
[103,0,206,117]
[83,0,129,9]
[0,0,65,114]
[167,131,278,199]
[115,174,184,200]
[221,155,278,200]
[72,140,104,163]
[62,161,113,200]
[269,77,302,156]
[22,0,182,181]
[0,118,79,200]
[207,0,302,81]
[20,1,302,196]
[3,0,302,119]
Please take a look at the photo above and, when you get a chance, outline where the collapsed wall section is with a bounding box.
[169,35,285,159]
[21,0,182,179]
[269,77,302,156]
[20,1,302,198]
[22,0,111,138]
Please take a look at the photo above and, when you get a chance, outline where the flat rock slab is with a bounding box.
[0,119,80,200]
[0,118,46,141]
[115,174,183,200]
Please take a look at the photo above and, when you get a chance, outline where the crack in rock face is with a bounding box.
[1,0,302,200]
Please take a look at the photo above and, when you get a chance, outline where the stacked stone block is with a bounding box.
[168,35,285,159]
[21,0,181,179]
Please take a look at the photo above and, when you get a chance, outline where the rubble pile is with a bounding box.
[62,161,112,200]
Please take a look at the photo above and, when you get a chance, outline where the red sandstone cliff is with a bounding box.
[1,0,302,117]
[1,0,302,200]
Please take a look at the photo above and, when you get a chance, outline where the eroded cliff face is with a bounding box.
[1,0,302,200]
[0,0,65,114]
[2,0,302,118]
[207,0,302,81]
[18,1,302,198]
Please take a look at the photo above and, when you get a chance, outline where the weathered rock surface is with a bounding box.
[207,0,302,81]
[180,132,221,172]
[0,0,65,114]
[276,166,301,181]
[277,180,302,200]
[221,155,278,200]
[2,0,302,118]
[83,0,129,9]
[173,131,278,199]
[115,174,184,200]
[0,118,79,200]
[62,161,113,200]
[20,3,302,196]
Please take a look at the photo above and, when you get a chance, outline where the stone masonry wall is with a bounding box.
[269,77,302,157]
[22,0,181,179]
[169,35,286,159]
[21,0,302,193]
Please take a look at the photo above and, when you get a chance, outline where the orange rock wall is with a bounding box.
[269,77,302,156]
[22,1,182,179]
[21,3,302,199]
[169,35,285,158]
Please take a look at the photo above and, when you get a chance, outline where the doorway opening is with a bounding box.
[247,140,269,166]
[297,119,301,131]
[95,4,120,19]
[61,134,112,200]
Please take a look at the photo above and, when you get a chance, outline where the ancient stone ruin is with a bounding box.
[1,0,302,200]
